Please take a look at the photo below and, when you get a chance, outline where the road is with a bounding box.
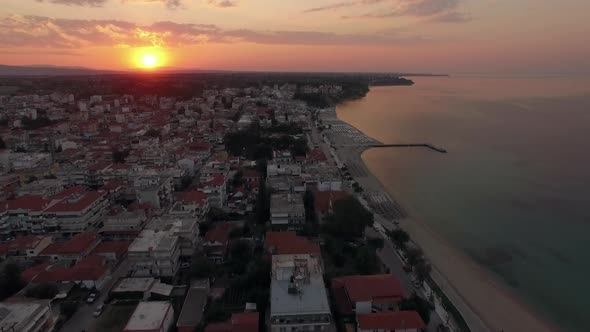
[60,258,132,332]
[367,226,445,331]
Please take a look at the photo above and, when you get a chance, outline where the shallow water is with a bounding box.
[337,77,590,332]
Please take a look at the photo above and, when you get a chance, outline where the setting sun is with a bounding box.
[142,54,157,68]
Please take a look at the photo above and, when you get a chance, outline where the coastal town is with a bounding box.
[0,75,464,332]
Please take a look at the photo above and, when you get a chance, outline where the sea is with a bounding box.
[336,76,590,332]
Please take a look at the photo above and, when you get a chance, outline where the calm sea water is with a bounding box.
[337,77,590,332]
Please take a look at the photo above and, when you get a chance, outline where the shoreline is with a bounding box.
[323,106,561,332]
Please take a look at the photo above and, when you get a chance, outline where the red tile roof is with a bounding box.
[204,223,234,245]
[22,262,51,283]
[32,255,108,283]
[231,312,258,332]
[265,232,320,255]
[205,175,226,187]
[331,274,404,304]
[204,323,232,332]
[308,148,327,161]
[357,311,425,330]
[1,195,50,212]
[314,191,350,213]
[40,232,99,256]
[91,241,131,257]
[178,191,208,206]
[44,191,106,213]
[50,186,86,200]
[0,235,48,255]
[100,180,125,192]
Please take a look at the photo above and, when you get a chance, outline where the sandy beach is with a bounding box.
[320,108,560,332]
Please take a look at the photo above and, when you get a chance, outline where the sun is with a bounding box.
[142,54,158,68]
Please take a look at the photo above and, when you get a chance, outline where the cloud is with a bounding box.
[304,0,386,13]
[208,0,237,8]
[429,11,471,23]
[0,15,424,49]
[36,0,108,6]
[36,0,182,9]
[305,0,469,23]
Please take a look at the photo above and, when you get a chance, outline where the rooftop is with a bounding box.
[331,274,404,304]
[124,301,173,332]
[265,232,320,255]
[357,311,426,330]
[112,277,156,293]
[177,288,208,328]
[40,232,99,255]
[128,229,178,253]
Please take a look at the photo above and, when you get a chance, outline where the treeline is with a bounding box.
[224,125,308,160]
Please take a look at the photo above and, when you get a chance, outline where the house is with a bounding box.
[30,255,111,289]
[171,190,209,219]
[134,174,173,209]
[100,210,147,240]
[0,235,53,259]
[205,312,259,332]
[40,232,100,263]
[176,288,209,332]
[313,191,350,223]
[331,275,404,316]
[242,169,262,185]
[264,231,320,256]
[0,298,57,332]
[124,301,175,332]
[146,216,199,258]
[202,223,234,264]
[356,311,426,332]
[270,193,305,230]
[199,174,227,209]
[128,229,181,278]
[90,241,131,263]
[269,254,334,332]
[42,190,110,233]
[0,195,51,234]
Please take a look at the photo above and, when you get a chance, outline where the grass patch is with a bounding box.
[92,302,137,332]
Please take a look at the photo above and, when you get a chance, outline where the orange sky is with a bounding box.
[1,0,589,74]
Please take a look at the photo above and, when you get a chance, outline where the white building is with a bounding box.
[0,299,56,332]
[134,174,173,209]
[128,230,181,278]
[270,193,305,230]
[123,301,175,332]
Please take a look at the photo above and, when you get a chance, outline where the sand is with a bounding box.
[336,143,560,332]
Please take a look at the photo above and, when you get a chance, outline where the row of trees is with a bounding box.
[388,229,432,284]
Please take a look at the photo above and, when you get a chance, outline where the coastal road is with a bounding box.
[59,258,132,332]
[367,227,445,331]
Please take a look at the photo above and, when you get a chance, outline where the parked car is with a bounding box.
[93,304,105,317]
[86,293,97,304]
[179,262,190,269]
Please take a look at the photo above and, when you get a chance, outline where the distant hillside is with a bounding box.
[0,65,119,77]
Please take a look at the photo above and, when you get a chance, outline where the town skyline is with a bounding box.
[1,0,590,75]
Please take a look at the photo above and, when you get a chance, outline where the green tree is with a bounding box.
[0,136,6,149]
[322,197,374,239]
[25,283,59,299]
[389,229,410,250]
[0,263,25,300]
[112,149,129,163]
[414,260,432,284]
[60,301,78,319]
[400,292,433,324]
[190,256,214,279]
[406,247,424,269]
[354,246,380,275]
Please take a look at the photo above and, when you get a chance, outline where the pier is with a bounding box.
[337,143,447,153]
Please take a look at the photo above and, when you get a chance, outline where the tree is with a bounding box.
[0,136,5,149]
[190,256,214,279]
[60,301,78,319]
[322,197,374,239]
[367,237,384,251]
[354,246,380,275]
[232,171,243,188]
[112,149,129,163]
[415,260,432,284]
[400,292,433,324]
[229,240,253,274]
[0,263,25,300]
[389,229,410,249]
[406,247,424,269]
[25,283,59,299]
[145,129,161,138]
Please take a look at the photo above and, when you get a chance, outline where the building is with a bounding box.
[264,231,320,256]
[204,312,259,332]
[270,193,305,229]
[134,174,173,209]
[270,254,333,332]
[176,288,208,332]
[90,240,131,263]
[40,232,100,263]
[100,210,147,240]
[0,299,56,332]
[0,235,52,260]
[128,230,181,278]
[170,191,209,220]
[356,311,426,332]
[124,301,175,332]
[313,191,350,223]
[42,190,109,233]
[0,195,51,235]
[16,179,64,198]
[202,223,234,264]
[147,216,199,258]
[29,255,111,289]
[331,275,404,316]
[199,174,226,209]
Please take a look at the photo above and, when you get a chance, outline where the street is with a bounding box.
[59,259,132,332]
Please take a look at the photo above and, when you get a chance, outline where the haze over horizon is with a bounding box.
[1,0,589,74]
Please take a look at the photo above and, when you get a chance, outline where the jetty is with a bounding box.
[336,143,447,153]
